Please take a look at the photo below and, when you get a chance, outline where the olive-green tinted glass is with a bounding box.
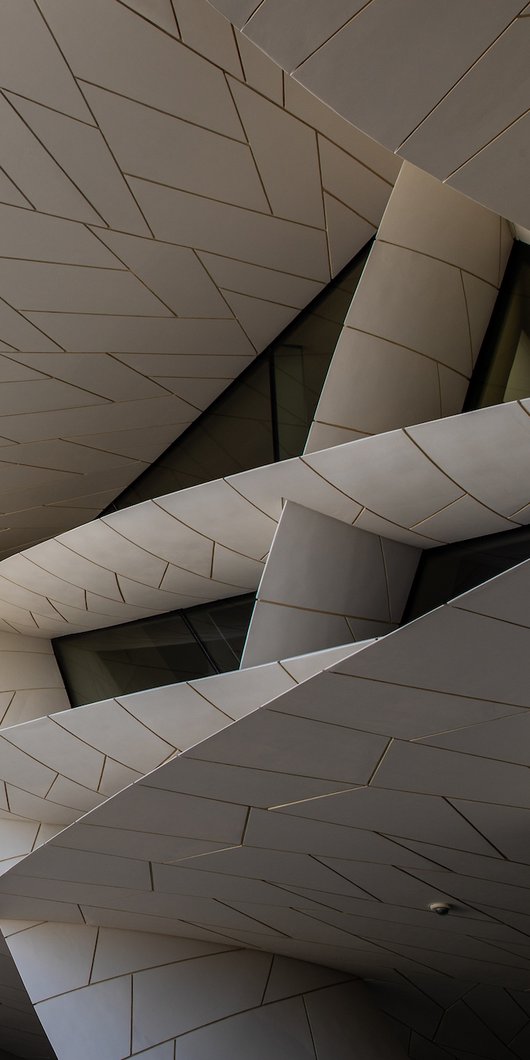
[403,526,530,623]
[54,594,255,707]
[106,242,371,512]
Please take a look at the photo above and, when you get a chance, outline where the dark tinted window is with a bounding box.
[403,526,530,623]
[54,594,255,707]
[106,242,371,511]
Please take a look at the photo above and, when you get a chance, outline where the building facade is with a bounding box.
[0,2,527,1057]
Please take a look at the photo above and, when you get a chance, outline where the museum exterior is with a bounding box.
[0,2,527,1058]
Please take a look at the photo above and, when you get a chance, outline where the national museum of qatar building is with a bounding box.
[0,2,528,1058]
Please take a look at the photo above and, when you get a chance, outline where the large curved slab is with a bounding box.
[0,490,528,1053]
[208,0,530,226]
[1,557,530,996]
[0,401,525,637]
[306,163,512,451]
[0,642,363,855]
[0,925,406,1060]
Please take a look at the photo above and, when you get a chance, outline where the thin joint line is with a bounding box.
[116,0,180,40]
[317,132,333,279]
[190,246,246,323]
[409,706,523,746]
[85,228,180,318]
[444,797,508,860]
[450,599,530,635]
[328,668,526,712]
[76,76,248,148]
[230,23,245,81]
[376,237,499,290]
[88,925,99,984]
[367,738,393,785]
[302,993,318,1059]
[257,596,392,623]
[323,186,381,230]
[259,952,274,1006]
[319,131,394,189]
[50,712,157,778]
[341,323,473,379]
[445,101,530,184]
[0,291,66,352]
[63,71,156,238]
[126,171,328,234]
[0,89,108,228]
[459,267,475,373]
[224,72,274,216]
[397,12,526,154]
[378,534,393,622]
[403,424,520,524]
[408,492,467,529]
[3,86,96,128]
[435,361,443,420]
[168,0,181,38]
[290,0,377,74]
[0,165,35,210]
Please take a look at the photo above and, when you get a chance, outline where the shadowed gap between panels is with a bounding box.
[103,241,373,512]
[465,240,530,410]
[403,523,530,623]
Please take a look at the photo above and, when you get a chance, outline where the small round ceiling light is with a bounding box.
[428,902,452,916]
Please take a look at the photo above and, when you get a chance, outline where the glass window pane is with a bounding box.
[106,240,372,513]
[186,595,255,672]
[54,595,255,707]
[119,359,274,504]
[273,341,332,459]
[272,250,371,460]
[403,525,530,623]
[55,613,216,707]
